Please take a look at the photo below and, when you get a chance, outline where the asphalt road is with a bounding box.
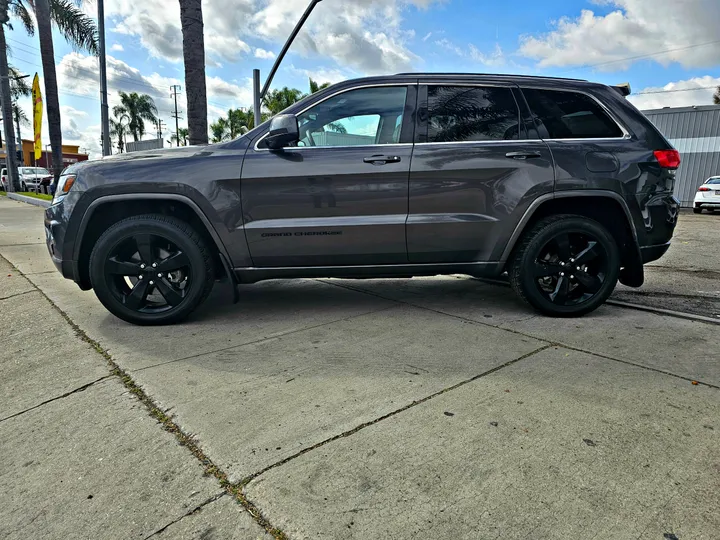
[1,197,718,540]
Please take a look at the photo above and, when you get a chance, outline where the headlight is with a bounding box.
[52,174,76,204]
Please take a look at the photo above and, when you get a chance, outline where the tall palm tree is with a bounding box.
[30,0,98,183]
[179,0,208,145]
[0,2,21,190]
[112,92,158,142]
[110,114,129,153]
[10,66,31,165]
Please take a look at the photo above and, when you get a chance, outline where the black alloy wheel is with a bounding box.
[89,214,215,325]
[104,233,192,314]
[510,215,620,317]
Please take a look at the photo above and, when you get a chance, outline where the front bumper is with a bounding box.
[44,191,87,287]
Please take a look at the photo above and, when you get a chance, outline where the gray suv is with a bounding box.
[45,73,680,325]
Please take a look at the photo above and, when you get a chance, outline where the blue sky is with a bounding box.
[8,0,720,157]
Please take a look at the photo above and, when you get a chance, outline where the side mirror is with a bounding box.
[266,114,299,150]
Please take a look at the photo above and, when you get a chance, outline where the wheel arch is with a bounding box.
[74,194,232,290]
[500,191,644,287]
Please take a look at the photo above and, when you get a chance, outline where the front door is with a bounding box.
[408,83,555,263]
[241,85,416,267]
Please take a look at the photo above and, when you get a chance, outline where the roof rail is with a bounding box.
[613,82,632,97]
[393,72,587,82]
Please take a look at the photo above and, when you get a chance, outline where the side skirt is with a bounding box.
[234,262,504,284]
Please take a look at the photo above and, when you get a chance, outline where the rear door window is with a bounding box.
[521,88,623,139]
[426,86,522,143]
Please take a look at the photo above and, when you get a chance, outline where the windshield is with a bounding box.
[706,177,720,185]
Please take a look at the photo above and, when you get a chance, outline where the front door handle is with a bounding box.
[506,151,542,160]
[364,155,402,165]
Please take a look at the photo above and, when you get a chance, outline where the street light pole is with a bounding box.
[98,0,111,157]
[253,0,323,119]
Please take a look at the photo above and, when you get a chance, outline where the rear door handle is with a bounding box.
[364,155,401,165]
[506,151,542,160]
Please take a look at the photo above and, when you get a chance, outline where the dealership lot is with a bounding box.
[1,197,718,539]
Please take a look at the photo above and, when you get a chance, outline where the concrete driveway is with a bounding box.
[1,196,718,540]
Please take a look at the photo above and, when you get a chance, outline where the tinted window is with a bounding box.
[522,88,623,139]
[427,86,521,143]
[295,86,408,148]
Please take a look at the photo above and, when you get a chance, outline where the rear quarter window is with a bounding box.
[522,88,623,139]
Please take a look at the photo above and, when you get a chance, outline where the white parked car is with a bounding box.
[694,176,720,214]
[0,167,52,192]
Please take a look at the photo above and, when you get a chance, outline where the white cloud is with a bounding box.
[98,0,441,74]
[422,32,433,42]
[629,76,720,110]
[519,0,720,70]
[110,44,124,52]
[254,48,276,60]
[436,39,505,66]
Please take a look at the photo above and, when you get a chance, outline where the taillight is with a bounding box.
[698,187,711,192]
[654,149,681,169]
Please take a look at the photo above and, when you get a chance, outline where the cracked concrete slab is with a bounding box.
[132,304,546,482]
[0,290,109,419]
[0,197,46,246]
[329,277,720,385]
[245,346,720,540]
[150,495,271,539]
[28,272,396,371]
[0,257,35,299]
[0,379,221,540]
[0,379,222,540]
[0,243,57,275]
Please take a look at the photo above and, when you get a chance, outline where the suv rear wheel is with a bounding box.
[89,214,215,325]
[509,215,620,317]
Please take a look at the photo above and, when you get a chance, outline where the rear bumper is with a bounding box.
[640,242,671,264]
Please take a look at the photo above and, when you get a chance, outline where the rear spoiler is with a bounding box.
[613,83,632,97]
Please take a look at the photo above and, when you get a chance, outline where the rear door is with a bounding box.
[241,84,416,267]
[407,81,555,263]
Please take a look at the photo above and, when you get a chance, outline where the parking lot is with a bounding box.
[1,196,718,539]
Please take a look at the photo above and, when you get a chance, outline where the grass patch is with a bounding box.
[17,191,53,201]
[0,190,6,196]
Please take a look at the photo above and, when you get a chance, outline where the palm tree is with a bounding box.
[309,78,331,94]
[263,87,305,116]
[10,66,31,164]
[169,127,189,146]
[29,0,98,183]
[110,114,129,153]
[113,92,158,142]
[179,0,208,145]
[209,117,229,143]
[0,3,21,190]
[714,86,720,105]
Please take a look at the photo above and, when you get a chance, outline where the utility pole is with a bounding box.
[170,85,182,146]
[253,0,324,118]
[156,119,166,140]
[98,0,111,156]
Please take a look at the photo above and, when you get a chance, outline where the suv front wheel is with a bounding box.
[509,215,620,317]
[89,214,215,325]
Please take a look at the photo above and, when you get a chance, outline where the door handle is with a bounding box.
[506,151,542,160]
[363,155,401,165]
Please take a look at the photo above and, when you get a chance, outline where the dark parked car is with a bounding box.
[45,73,680,325]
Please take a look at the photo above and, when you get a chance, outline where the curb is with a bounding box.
[7,193,51,209]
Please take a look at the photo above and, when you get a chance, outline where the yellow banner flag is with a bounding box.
[32,74,42,161]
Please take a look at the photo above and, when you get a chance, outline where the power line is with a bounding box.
[635,85,719,96]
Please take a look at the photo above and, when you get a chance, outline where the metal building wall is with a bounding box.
[642,105,720,207]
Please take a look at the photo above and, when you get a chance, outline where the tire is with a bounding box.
[89,214,215,325]
[21,182,26,192]
[509,215,620,317]
[693,208,702,214]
